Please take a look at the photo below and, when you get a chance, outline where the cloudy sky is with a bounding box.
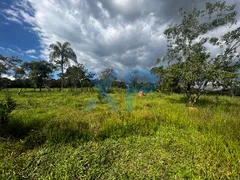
[0,0,239,81]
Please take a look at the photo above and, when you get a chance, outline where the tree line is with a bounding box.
[0,42,154,92]
[0,55,129,92]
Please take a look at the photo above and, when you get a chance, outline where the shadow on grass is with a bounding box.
[0,113,177,148]
[165,95,239,108]
[0,118,94,149]
[46,120,93,144]
[97,118,162,140]
[0,118,44,139]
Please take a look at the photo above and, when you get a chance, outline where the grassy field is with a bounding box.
[0,88,240,179]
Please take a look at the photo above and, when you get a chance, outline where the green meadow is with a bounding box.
[0,89,240,179]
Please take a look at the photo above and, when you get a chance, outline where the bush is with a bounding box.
[0,96,17,124]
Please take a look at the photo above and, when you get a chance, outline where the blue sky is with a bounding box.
[0,0,239,82]
[0,0,41,62]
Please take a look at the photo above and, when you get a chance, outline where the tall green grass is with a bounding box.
[0,89,240,179]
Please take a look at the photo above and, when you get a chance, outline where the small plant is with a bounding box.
[0,96,17,124]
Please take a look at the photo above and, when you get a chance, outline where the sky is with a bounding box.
[0,0,240,82]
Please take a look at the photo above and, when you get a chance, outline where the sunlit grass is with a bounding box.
[0,88,240,179]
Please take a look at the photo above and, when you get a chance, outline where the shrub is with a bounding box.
[0,96,17,124]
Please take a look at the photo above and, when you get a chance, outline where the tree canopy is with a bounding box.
[152,1,240,105]
[49,42,77,91]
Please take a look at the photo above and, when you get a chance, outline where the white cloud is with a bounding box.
[1,0,168,72]
[29,55,38,59]
[26,49,36,54]
[0,45,38,59]
[14,46,22,52]
[1,0,240,73]
[2,74,15,80]
[6,48,16,53]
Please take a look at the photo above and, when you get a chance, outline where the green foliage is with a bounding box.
[151,64,182,93]
[0,96,16,124]
[22,61,54,91]
[153,1,240,105]
[65,64,94,89]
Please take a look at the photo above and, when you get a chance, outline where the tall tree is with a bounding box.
[22,61,53,92]
[49,42,77,91]
[153,1,239,105]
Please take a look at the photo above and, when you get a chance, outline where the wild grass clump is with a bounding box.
[46,119,93,144]
[97,117,162,140]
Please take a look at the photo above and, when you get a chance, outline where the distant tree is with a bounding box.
[99,68,117,92]
[22,61,53,92]
[112,80,127,89]
[130,69,138,87]
[153,1,240,105]
[49,42,77,91]
[14,67,26,89]
[14,67,25,80]
[0,55,22,90]
[65,64,94,89]
[66,64,84,89]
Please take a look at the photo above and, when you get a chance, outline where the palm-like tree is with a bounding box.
[49,42,77,91]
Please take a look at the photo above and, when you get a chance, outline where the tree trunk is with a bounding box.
[61,56,64,92]
[230,88,234,98]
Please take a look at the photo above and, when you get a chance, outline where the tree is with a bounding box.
[151,64,182,93]
[22,61,53,92]
[65,64,94,89]
[129,69,139,87]
[14,67,26,89]
[49,42,77,91]
[209,27,240,97]
[0,55,22,90]
[99,68,117,93]
[153,1,239,105]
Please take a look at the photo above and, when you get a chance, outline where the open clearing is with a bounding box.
[1,89,240,179]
